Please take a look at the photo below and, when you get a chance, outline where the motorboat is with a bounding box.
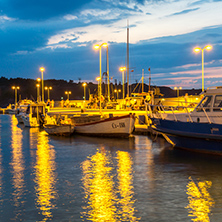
[22,103,46,127]
[15,105,29,123]
[71,114,135,137]
[150,86,222,154]
[43,115,75,136]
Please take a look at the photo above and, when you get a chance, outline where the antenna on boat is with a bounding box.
[127,20,130,97]
[148,67,151,92]
[142,69,144,93]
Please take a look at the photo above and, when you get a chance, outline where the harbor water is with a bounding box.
[0,114,222,221]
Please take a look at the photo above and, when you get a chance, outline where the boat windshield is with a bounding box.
[213,95,222,112]
[195,95,212,112]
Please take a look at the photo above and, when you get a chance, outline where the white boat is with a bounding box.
[44,124,75,136]
[15,105,29,123]
[22,103,46,127]
[72,114,135,137]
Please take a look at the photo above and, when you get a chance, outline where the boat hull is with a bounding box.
[75,114,135,137]
[151,118,222,154]
[44,124,75,136]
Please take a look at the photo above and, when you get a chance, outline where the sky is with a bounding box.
[1,0,222,89]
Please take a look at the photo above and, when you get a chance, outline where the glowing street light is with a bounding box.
[45,86,52,100]
[194,45,212,92]
[174,86,182,106]
[120,67,126,99]
[36,84,40,102]
[96,77,100,96]
[39,67,45,102]
[94,43,108,111]
[82,82,87,101]
[65,91,71,100]
[12,86,20,106]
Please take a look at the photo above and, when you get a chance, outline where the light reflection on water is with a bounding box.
[34,130,57,221]
[186,177,214,222]
[81,149,139,222]
[0,115,221,221]
[10,115,25,207]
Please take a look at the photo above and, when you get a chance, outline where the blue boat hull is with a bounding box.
[151,118,222,154]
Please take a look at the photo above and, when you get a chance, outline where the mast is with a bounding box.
[148,67,151,92]
[127,20,129,97]
[142,69,144,92]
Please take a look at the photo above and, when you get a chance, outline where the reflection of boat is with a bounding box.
[22,103,46,127]
[150,87,222,154]
[44,124,75,136]
[72,114,135,137]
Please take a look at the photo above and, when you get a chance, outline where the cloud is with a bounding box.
[168,7,200,17]
[63,14,78,21]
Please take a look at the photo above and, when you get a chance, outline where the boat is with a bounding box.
[43,115,75,136]
[150,86,222,154]
[22,103,46,127]
[15,105,29,123]
[71,114,135,137]
[44,124,75,136]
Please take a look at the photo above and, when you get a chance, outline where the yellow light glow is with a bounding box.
[37,78,41,82]
[40,67,45,72]
[206,45,212,50]
[194,47,201,52]
[49,87,52,90]
[44,87,48,90]
[116,151,138,222]
[35,131,56,220]
[174,87,177,90]
[120,67,126,72]
[36,84,40,88]
[179,87,182,90]
[10,115,24,207]
[81,151,117,221]
[114,89,117,92]
[102,43,108,47]
[96,77,100,81]
[186,177,214,222]
[82,82,87,87]
[12,86,15,89]
[94,44,100,50]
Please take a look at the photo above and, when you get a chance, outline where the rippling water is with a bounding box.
[0,115,222,221]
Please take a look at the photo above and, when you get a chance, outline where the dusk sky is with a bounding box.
[1,0,222,89]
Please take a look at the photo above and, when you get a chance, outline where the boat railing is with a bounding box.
[148,103,212,123]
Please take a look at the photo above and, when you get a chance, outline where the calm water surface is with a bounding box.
[0,115,221,221]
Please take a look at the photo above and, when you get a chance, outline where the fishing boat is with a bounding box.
[72,114,135,137]
[22,103,46,127]
[150,86,222,154]
[44,124,75,136]
[43,115,75,136]
[15,105,29,123]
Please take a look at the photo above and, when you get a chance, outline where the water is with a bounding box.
[0,115,221,221]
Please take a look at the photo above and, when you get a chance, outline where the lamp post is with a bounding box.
[118,89,121,99]
[39,67,45,102]
[12,86,20,106]
[94,43,108,111]
[65,91,71,100]
[82,82,87,101]
[45,86,52,100]
[120,67,126,99]
[96,77,100,97]
[36,78,41,102]
[194,45,212,92]
[174,87,182,106]
[36,84,40,102]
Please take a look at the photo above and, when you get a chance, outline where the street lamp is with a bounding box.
[194,45,212,92]
[39,67,45,102]
[174,87,182,106]
[82,82,87,100]
[118,89,121,99]
[96,77,100,97]
[36,84,40,102]
[65,91,71,100]
[94,43,108,111]
[12,86,20,106]
[45,86,52,100]
[120,67,126,99]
